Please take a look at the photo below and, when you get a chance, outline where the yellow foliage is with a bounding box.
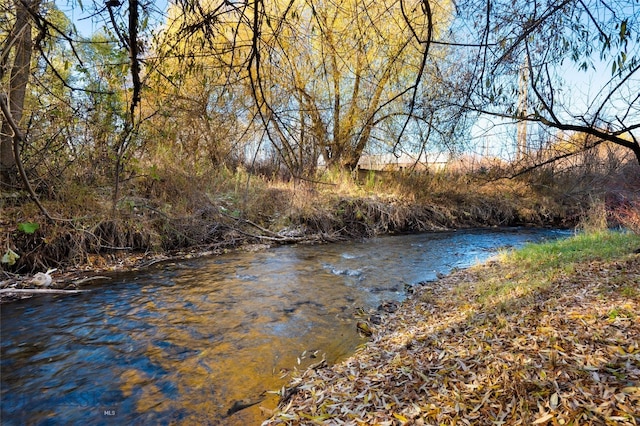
[141,0,454,171]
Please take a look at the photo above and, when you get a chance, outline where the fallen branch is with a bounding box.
[224,221,311,244]
[219,210,283,238]
[73,276,111,285]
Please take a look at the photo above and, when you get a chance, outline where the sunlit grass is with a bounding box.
[507,230,640,267]
[464,230,640,307]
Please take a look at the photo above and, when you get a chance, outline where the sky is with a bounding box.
[470,59,626,161]
[55,0,169,37]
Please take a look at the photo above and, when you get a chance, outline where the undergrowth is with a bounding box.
[2,162,639,273]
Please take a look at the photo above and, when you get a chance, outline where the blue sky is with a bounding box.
[480,62,630,156]
[55,0,169,37]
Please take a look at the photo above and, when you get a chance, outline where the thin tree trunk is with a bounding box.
[0,0,36,189]
[1,94,54,221]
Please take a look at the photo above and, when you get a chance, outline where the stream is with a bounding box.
[1,228,570,425]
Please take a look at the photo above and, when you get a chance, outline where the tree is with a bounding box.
[446,0,640,165]
[1,0,40,189]
[164,0,454,175]
[0,0,154,210]
[139,1,252,174]
[251,0,454,172]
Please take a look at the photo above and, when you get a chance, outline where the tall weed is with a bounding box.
[577,198,609,233]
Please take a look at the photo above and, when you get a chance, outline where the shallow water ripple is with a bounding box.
[1,228,569,425]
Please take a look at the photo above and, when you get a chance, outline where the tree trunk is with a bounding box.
[632,142,640,166]
[0,0,36,189]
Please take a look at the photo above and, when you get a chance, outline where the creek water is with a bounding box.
[1,228,570,425]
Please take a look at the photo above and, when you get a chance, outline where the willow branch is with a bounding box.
[393,0,433,154]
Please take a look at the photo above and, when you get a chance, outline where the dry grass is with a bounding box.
[0,162,630,274]
[613,200,640,235]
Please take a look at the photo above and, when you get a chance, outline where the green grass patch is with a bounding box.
[469,230,640,306]
[505,230,640,269]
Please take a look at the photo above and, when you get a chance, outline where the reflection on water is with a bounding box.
[1,228,569,424]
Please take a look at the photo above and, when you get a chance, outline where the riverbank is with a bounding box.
[1,169,580,295]
[2,165,638,300]
[5,164,620,276]
[263,231,640,425]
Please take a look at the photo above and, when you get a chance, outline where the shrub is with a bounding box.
[612,200,640,234]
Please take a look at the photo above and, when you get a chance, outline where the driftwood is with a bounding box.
[219,211,311,243]
[73,276,111,285]
[225,396,265,417]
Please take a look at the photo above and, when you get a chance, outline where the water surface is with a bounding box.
[1,228,569,425]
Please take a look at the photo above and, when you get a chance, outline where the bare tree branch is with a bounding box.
[0,93,55,222]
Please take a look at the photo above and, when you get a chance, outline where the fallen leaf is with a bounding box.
[533,413,554,424]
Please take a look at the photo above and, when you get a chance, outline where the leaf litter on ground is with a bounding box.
[263,235,640,425]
